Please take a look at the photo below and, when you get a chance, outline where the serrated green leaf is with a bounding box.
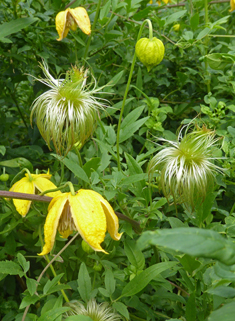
[0,261,24,277]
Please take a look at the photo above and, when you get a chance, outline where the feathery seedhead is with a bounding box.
[63,299,122,321]
[148,125,223,209]
[30,62,108,155]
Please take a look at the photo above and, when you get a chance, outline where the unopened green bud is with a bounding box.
[135,37,165,71]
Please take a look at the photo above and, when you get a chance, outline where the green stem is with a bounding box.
[116,19,153,171]
[83,0,102,63]
[38,225,69,303]
[204,0,211,93]
[59,162,64,186]
[74,146,83,167]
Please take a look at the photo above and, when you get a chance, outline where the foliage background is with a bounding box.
[1,0,235,320]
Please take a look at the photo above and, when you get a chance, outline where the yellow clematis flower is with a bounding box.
[39,189,122,255]
[9,171,61,217]
[55,7,91,41]
[230,0,235,12]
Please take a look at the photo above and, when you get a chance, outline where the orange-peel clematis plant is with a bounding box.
[9,171,61,217]
[39,189,122,256]
[55,7,91,41]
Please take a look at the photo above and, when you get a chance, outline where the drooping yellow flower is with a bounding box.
[230,0,235,12]
[39,189,122,256]
[9,171,61,217]
[55,7,91,41]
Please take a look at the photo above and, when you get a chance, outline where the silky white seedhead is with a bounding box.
[148,125,224,209]
[63,299,122,321]
[30,62,109,155]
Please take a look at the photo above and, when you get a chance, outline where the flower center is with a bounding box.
[58,201,77,238]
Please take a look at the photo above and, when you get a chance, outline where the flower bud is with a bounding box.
[173,23,180,31]
[135,37,165,71]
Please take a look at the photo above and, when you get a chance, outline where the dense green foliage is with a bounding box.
[1,0,235,320]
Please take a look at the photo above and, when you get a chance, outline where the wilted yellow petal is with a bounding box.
[69,190,107,252]
[88,190,122,241]
[39,194,69,255]
[69,7,91,35]
[10,178,34,217]
[55,9,70,41]
[34,177,61,197]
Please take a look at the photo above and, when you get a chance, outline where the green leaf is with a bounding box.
[26,278,38,296]
[17,253,30,273]
[0,145,6,156]
[71,33,86,46]
[207,286,235,298]
[137,228,235,265]
[0,157,33,171]
[119,117,149,143]
[120,261,177,298]
[185,293,196,321]
[107,70,125,87]
[196,27,211,40]
[83,158,100,178]
[105,269,116,296]
[53,155,89,183]
[121,106,145,129]
[0,261,24,277]
[120,173,148,186]
[38,307,71,321]
[0,17,38,40]
[77,263,92,302]
[100,0,111,20]
[19,294,40,309]
[43,273,64,295]
[124,240,145,270]
[164,10,187,26]
[112,302,129,319]
[208,301,235,321]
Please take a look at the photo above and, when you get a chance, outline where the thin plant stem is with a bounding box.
[204,0,211,93]
[74,146,83,167]
[83,0,102,63]
[59,162,64,186]
[22,232,79,321]
[38,225,69,303]
[116,19,153,171]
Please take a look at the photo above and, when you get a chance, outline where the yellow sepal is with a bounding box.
[33,177,61,197]
[10,178,34,217]
[87,190,122,241]
[69,7,91,36]
[38,194,69,256]
[69,191,107,253]
[55,9,69,41]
